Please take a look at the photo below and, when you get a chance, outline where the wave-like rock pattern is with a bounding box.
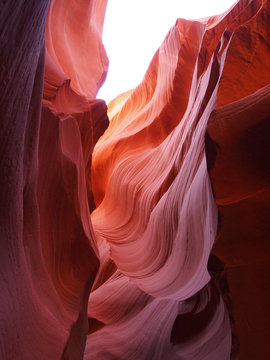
[88,0,270,359]
[1,0,270,359]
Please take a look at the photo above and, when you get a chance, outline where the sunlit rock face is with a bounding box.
[88,0,270,359]
[43,0,109,212]
[1,0,270,359]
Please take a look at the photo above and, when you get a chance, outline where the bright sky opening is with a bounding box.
[98,0,238,103]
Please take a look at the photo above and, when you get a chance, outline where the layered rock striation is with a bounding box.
[0,0,270,359]
[89,0,270,359]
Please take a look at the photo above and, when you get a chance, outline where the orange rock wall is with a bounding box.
[0,0,270,359]
[89,0,270,359]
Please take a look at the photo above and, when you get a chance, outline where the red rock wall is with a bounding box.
[0,0,108,359]
[88,0,270,359]
[1,0,270,359]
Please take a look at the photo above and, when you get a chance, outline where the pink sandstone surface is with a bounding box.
[0,0,270,359]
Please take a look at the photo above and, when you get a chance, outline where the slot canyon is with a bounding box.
[0,0,270,359]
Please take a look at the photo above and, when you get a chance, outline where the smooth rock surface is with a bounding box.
[1,0,270,359]
[88,1,270,359]
[0,1,108,359]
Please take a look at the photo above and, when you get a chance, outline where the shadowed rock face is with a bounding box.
[0,0,269,359]
[0,1,108,359]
